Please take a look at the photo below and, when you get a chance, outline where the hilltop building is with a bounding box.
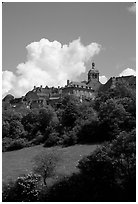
[24,86,62,109]
[99,75,136,92]
[2,62,136,110]
[62,62,101,101]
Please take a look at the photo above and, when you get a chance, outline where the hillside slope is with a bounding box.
[3,144,98,183]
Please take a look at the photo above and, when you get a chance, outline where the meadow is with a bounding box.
[2,144,98,184]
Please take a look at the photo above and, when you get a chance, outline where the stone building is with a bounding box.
[62,62,102,101]
[24,85,62,108]
[3,62,136,109]
[99,75,136,92]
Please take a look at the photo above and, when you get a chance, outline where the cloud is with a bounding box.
[119,68,136,77]
[128,3,136,13]
[2,38,101,97]
[2,71,16,96]
[99,76,108,84]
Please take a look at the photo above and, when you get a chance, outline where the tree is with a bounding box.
[21,107,59,140]
[33,151,60,186]
[60,95,80,128]
[2,121,10,138]
[2,109,23,122]
[2,173,41,202]
[21,109,40,140]
[98,98,129,140]
[38,107,59,134]
[9,120,26,139]
[94,80,136,111]
[78,129,136,201]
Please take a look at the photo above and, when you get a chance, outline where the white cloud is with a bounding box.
[2,71,16,96]
[99,75,108,84]
[2,38,101,97]
[119,68,136,77]
[128,3,136,13]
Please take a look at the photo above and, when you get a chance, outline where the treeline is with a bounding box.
[2,80,136,151]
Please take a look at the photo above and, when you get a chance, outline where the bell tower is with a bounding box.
[88,62,99,83]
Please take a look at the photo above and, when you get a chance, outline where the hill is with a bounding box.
[2,144,98,184]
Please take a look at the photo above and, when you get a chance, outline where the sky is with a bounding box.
[2,2,136,97]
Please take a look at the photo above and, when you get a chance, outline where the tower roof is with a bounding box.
[88,62,99,74]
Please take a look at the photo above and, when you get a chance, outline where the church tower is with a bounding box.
[87,62,101,91]
[88,62,99,83]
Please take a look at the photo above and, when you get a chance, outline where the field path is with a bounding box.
[2,144,98,183]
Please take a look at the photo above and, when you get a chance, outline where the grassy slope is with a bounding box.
[2,144,98,184]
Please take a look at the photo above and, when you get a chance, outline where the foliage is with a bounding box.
[78,129,136,201]
[21,106,59,141]
[3,138,29,152]
[97,98,132,140]
[2,173,41,202]
[2,137,13,152]
[21,108,40,140]
[30,131,44,145]
[33,150,60,186]
[77,119,100,143]
[94,80,135,111]
[60,95,81,128]
[38,107,59,134]
[44,132,61,147]
[2,109,23,122]
[40,129,136,202]
[61,131,78,147]
[2,121,10,138]
[2,80,136,150]
[9,120,27,139]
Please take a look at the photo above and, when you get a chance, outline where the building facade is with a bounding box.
[2,62,136,110]
[62,62,102,101]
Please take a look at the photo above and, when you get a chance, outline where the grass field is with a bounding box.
[2,144,98,184]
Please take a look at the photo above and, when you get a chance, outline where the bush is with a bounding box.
[38,174,86,202]
[61,130,78,147]
[2,137,13,152]
[78,129,136,201]
[77,119,100,144]
[44,132,61,147]
[31,131,44,145]
[2,173,41,202]
[9,120,27,139]
[2,121,10,138]
[3,138,29,152]
[42,129,136,202]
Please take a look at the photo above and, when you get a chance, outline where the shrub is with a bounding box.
[9,120,27,139]
[77,119,100,144]
[2,173,41,202]
[61,130,78,147]
[2,137,13,152]
[2,121,10,138]
[44,132,61,147]
[38,174,86,202]
[3,138,29,152]
[42,129,136,202]
[78,129,136,201]
[31,131,44,145]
